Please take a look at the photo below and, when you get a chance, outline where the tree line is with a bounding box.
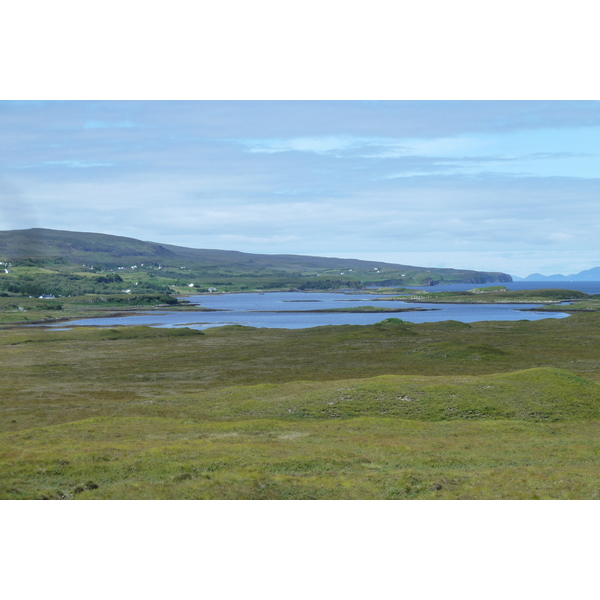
[0,272,173,297]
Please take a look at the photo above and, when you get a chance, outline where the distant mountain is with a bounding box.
[0,228,512,286]
[514,266,600,281]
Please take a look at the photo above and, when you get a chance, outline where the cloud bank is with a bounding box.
[1,100,599,276]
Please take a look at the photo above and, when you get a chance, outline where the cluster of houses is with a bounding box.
[186,284,218,292]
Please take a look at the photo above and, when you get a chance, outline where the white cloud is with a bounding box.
[241,136,358,155]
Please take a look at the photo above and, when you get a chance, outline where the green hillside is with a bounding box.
[0,228,511,291]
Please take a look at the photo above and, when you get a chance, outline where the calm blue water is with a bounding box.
[41,283,585,331]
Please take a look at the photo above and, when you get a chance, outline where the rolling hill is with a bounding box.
[0,228,512,288]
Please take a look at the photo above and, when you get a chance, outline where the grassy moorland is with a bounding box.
[1,312,600,499]
[379,287,592,304]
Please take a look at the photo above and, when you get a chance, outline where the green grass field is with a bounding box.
[2,312,600,499]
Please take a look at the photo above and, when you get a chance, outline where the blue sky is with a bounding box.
[1,100,600,277]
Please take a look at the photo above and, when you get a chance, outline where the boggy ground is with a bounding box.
[1,313,600,499]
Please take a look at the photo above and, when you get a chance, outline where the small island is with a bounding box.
[270,305,438,314]
[373,287,593,306]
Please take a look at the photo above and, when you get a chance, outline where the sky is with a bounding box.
[1,100,600,278]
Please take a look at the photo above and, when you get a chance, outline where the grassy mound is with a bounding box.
[177,367,600,422]
[2,365,599,499]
